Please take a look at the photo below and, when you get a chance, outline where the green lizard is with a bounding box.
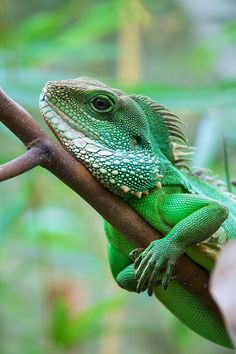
[39,77,236,348]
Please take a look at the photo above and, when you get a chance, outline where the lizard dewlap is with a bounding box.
[40,77,236,348]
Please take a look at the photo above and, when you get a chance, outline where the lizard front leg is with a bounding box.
[131,194,229,295]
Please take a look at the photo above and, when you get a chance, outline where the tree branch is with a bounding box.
[0,144,45,181]
[0,88,222,319]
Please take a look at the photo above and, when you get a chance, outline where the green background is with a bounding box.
[0,1,236,353]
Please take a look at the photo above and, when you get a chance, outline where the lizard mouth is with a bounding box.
[39,90,107,155]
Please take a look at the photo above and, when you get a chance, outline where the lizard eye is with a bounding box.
[90,95,114,113]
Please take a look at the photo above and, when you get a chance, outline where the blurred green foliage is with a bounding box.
[0,0,236,353]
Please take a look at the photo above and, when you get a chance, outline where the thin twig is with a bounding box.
[0,144,45,181]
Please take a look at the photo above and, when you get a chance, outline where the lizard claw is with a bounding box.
[130,239,181,295]
[129,248,144,263]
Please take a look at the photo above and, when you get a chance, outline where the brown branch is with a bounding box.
[0,88,222,319]
[0,144,45,181]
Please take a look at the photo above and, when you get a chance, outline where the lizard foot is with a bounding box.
[130,239,181,296]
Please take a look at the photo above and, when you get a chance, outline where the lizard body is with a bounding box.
[39,78,236,348]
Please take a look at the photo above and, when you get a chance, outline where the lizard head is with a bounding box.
[39,78,183,197]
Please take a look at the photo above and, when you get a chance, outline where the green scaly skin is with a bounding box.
[39,77,236,348]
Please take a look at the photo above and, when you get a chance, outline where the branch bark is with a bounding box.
[0,144,45,181]
[0,88,221,319]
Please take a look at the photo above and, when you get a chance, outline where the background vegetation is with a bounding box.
[0,0,236,353]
